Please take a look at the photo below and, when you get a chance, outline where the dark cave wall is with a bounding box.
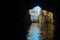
[16,0,60,40]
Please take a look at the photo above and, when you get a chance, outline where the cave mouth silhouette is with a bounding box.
[16,0,59,40]
[26,6,54,40]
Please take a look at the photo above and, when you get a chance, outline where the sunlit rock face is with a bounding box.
[29,6,42,22]
[39,10,54,23]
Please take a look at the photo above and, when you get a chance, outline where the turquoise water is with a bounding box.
[27,23,42,40]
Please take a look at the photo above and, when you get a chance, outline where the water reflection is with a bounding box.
[39,23,54,40]
[27,23,42,40]
[27,23,54,40]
